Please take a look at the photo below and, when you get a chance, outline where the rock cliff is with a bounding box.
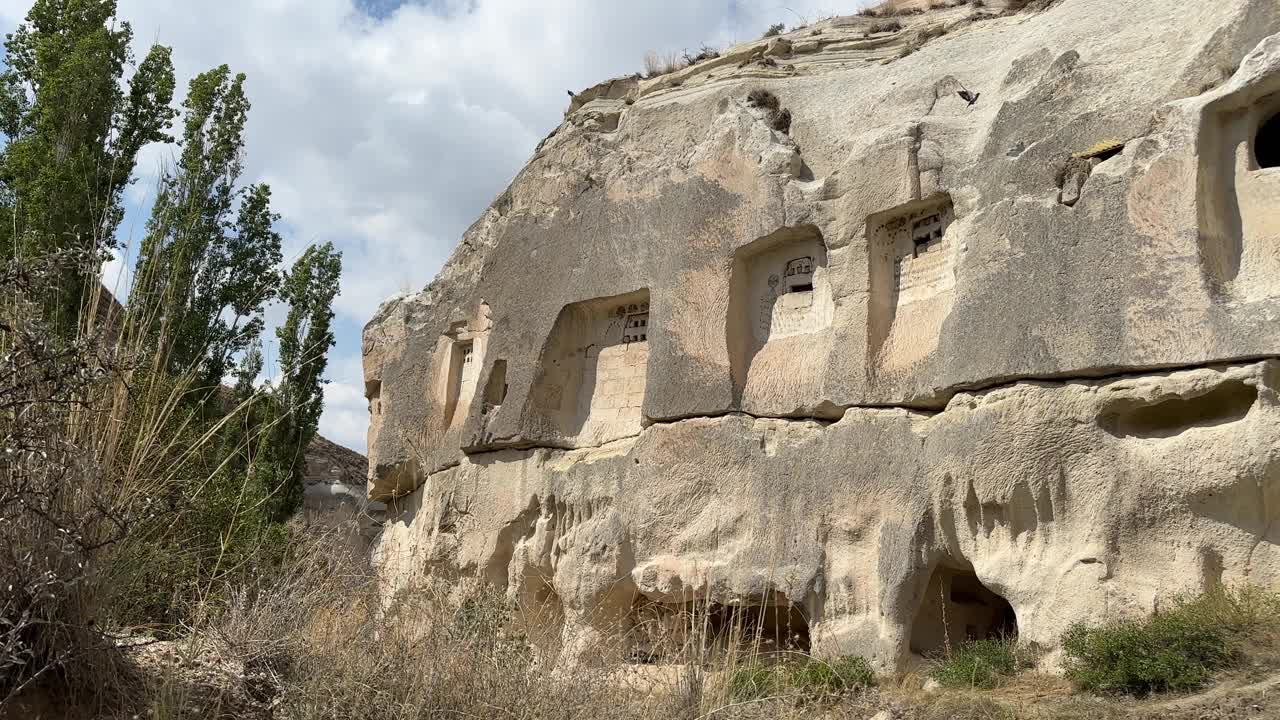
[363,0,1280,669]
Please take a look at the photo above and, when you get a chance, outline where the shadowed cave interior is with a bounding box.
[910,566,1018,656]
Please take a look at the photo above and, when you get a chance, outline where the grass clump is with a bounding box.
[794,655,877,692]
[642,50,686,79]
[747,88,781,112]
[1062,586,1280,696]
[729,656,876,701]
[745,89,794,135]
[762,23,786,38]
[932,638,1030,689]
[868,19,904,33]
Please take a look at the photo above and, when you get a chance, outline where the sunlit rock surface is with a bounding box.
[363,0,1280,669]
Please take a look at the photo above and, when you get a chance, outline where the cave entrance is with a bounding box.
[627,598,811,664]
[910,566,1017,656]
[1257,111,1280,169]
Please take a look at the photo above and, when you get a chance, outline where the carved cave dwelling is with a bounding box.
[361,2,1280,672]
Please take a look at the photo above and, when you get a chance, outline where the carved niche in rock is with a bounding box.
[529,290,651,445]
[867,194,958,374]
[728,226,835,404]
[1198,86,1280,300]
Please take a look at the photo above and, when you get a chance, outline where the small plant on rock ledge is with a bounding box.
[642,50,686,79]
[771,108,793,133]
[868,19,904,34]
[747,88,781,112]
[682,44,721,65]
[762,22,786,38]
[746,88,794,135]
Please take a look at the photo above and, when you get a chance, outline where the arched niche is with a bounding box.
[528,289,651,446]
[910,565,1017,657]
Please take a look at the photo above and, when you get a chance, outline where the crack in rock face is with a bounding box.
[364,4,1280,671]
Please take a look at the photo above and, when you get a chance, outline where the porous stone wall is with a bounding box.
[364,0,1280,670]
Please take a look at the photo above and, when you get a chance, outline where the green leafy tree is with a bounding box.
[130,66,282,387]
[265,242,342,521]
[0,0,175,329]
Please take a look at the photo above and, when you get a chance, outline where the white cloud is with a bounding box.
[320,380,371,453]
[2,0,862,453]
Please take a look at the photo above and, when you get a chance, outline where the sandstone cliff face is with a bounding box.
[363,0,1280,669]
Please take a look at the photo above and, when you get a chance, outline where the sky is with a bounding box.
[0,0,864,453]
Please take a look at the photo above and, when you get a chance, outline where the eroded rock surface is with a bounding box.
[364,0,1280,669]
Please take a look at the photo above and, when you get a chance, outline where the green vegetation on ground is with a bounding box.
[1063,586,1280,695]
[932,637,1031,690]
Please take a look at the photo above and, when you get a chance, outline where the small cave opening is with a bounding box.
[1257,111,1280,169]
[482,359,508,415]
[1100,380,1257,439]
[910,566,1017,657]
[626,598,811,664]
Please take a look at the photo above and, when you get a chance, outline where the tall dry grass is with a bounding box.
[0,247,299,712]
[643,50,686,78]
[100,527,887,719]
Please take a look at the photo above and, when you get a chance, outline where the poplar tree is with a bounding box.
[129,66,282,387]
[264,242,342,521]
[0,0,176,330]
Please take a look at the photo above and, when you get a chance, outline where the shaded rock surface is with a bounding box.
[363,0,1280,669]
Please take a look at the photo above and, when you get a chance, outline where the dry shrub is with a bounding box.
[1004,0,1064,12]
[165,535,889,719]
[0,248,308,715]
[682,44,721,66]
[643,50,686,79]
[195,535,631,719]
[869,19,904,33]
[0,251,172,710]
[747,88,781,112]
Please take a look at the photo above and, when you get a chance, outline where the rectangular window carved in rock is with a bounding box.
[529,290,651,447]
[867,194,958,372]
[784,256,815,293]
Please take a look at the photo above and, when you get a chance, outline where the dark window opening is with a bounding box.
[1257,111,1280,169]
[910,213,947,258]
[912,234,944,258]
[482,360,508,415]
[783,256,816,294]
[623,311,650,343]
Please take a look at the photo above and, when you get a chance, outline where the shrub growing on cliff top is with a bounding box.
[642,50,685,78]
